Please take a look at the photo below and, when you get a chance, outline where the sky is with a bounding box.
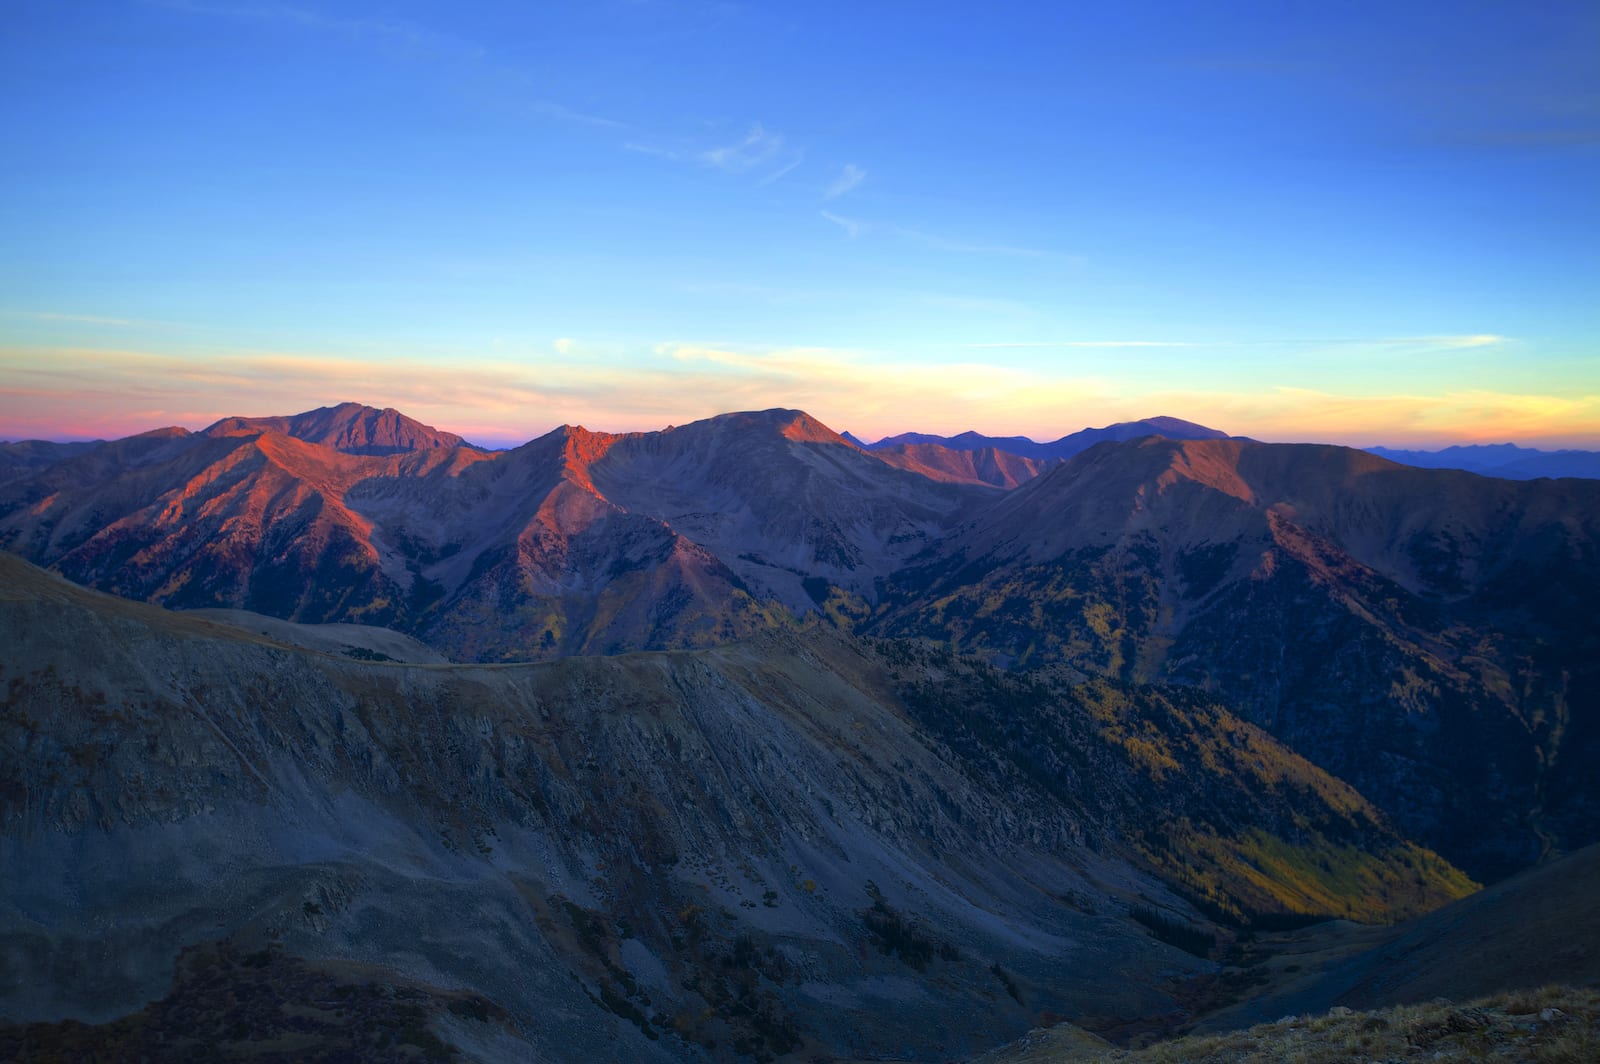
[2,0,1598,449]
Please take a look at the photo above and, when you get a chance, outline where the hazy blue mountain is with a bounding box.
[1368,443,1600,480]
[860,415,1228,461]
[0,438,101,485]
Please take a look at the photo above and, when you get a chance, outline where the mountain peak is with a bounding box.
[1138,415,1230,437]
[774,409,847,443]
[680,408,851,445]
[201,402,469,455]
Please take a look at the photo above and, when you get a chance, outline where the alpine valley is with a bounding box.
[2,403,1597,1062]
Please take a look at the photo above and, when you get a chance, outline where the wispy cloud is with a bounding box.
[824,163,865,199]
[909,292,1034,316]
[967,340,1200,349]
[631,122,804,183]
[0,309,196,329]
[624,141,688,162]
[964,334,1510,351]
[522,100,625,130]
[701,123,787,172]
[893,227,1044,257]
[757,151,806,186]
[1387,334,1508,349]
[819,210,862,238]
[816,211,1044,257]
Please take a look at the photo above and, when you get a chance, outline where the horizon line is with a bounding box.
[3,399,1595,455]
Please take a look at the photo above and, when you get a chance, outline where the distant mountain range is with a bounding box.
[3,400,1597,1059]
[848,414,1228,461]
[1366,443,1600,480]
[841,415,1229,491]
[841,420,1600,482]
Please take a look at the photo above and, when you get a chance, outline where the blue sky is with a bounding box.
[2,0,1597,446]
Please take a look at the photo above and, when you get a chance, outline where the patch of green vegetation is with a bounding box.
[991,962,1024,1005]
[340,645,396,662]
[1129,905,1214,959]
[859,882,963,972]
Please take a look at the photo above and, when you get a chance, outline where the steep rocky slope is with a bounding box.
[0,553,1469,1060]
[578,409,989,608]
[875,436,1600,881]
[0,406,995,662]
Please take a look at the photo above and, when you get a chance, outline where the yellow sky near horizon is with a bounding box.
[2,341,1597,450]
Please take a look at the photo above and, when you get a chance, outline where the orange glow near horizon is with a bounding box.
[2,343,1598,451]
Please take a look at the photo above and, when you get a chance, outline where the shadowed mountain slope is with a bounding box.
[973,845,1600,1061]
[0,439,101,486]
[0,552,1470,1060]
[1176,842,1600,1039]
[867,442,1055,488]
[868,417,1228,462]
[875,436,1600,881]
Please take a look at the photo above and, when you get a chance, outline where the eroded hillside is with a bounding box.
[0,554,1468,1060]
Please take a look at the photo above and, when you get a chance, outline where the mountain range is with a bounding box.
[848,416,1230,462]
[843,421,1600,483]
[3,401,1597,1060]
[1366,443,1600,480]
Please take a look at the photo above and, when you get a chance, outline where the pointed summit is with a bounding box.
[202,402,470,455]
